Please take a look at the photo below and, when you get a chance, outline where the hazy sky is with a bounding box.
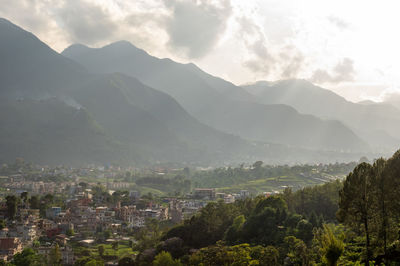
[1,0,399,102]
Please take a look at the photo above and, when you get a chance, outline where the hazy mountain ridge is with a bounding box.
[243,79,400,151]
[0,98,126,165]
[62,41,369,152]
[0,18,87,97]
[69,73,253,163]
[0,18,254,165]
[0,18,381,165]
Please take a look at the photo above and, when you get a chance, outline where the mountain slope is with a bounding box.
[0,98,125,165]
[0,18,257,165]
[0,18,86,97]
[62,41,224,115]
[69,73,251,163]
[62,41,369,152]
[243,79,400,151]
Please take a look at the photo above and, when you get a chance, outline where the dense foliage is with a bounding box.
[131,151,400,265]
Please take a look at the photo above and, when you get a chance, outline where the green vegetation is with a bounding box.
[4,152,400,265]
[11,248,45,266]
[190,161,355,193]
[128,150,400,265]
[110,161,356,196]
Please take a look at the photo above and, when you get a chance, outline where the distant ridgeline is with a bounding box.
[0,18,395,166]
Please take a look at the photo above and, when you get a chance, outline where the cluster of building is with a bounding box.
[3,180,72,194]
[0,162,269,264]
[0,202,73,263]
[0,186,218,263]
[193,188,251,203]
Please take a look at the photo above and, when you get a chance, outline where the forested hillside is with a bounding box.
[132,150,400,265]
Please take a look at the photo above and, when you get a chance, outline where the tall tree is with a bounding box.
[48,244,61,266]
[370,158,390,255]
[29,195,40,209]
[378,151,400,261]
[315,225,344,266]
[153,251,182,266]
[12,248,45,266]
[5,195,18,220]
[337,163,374,263]
[98,245,105,257]
[20,192,28,204]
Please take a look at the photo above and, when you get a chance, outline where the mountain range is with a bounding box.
[243,79,400,151]
[1,18,261,165]
[62,41,367,152]
[0,18,390,166]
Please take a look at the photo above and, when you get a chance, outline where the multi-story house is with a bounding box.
[0,237,23,261]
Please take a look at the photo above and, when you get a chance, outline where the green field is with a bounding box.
[216,175,328,194]
[72,240,137,261]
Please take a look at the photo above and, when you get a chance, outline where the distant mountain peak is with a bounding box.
[247,79,317,89]
[358,100,378,105]
[64,43,90,50]
[0,17,34,37]
[0,17,14,25]
[107,40,133,47]
[251,80,272,86]
[61,43,91,57]
[271,78,315,87]
[63,40,147,58]
[102,40,147,54]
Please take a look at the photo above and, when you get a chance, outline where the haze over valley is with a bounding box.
[0,18,396,166]
[2,1,400,265]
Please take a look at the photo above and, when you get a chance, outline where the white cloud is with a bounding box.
[327,16,350,29]
[1,0,400,102]
[310,58,355,84]
[56,0,118,45]
[163,0,233,58]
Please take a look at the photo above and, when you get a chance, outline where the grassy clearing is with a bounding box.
[217,175,322,194]
[93,242,136,257]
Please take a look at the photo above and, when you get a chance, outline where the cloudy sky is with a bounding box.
[1,0,399,102]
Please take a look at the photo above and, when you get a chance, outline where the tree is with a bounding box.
[316,225,344,266]
[0,220,5,230]
[296,219,314,244]
[239,197,290,246]
[20,191,28,204]
[44,194,54,204]
[112,241,119,257]
[309,211,319,228]
[252,161,263,169]
[189,243,257,266]
[74,257,92,266]
[103,229,112,239]
[250,245,279,266]
[224,215,245,244]
[153,251,182,266]
[98,245,105,257]
[12,248,44,266]
[84,259,104,266]
[163,200,240,248]
[66,228,75,237]
[371,158,390,255]
[48,244,62,266]
[118,257,135,266]
[372,151,400,262]
[337,162,374,263]
[79,182,88,189]
[284,236,310,265]
[29,195,40,209]
[157,237,185,259]
[6,195,18,220]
